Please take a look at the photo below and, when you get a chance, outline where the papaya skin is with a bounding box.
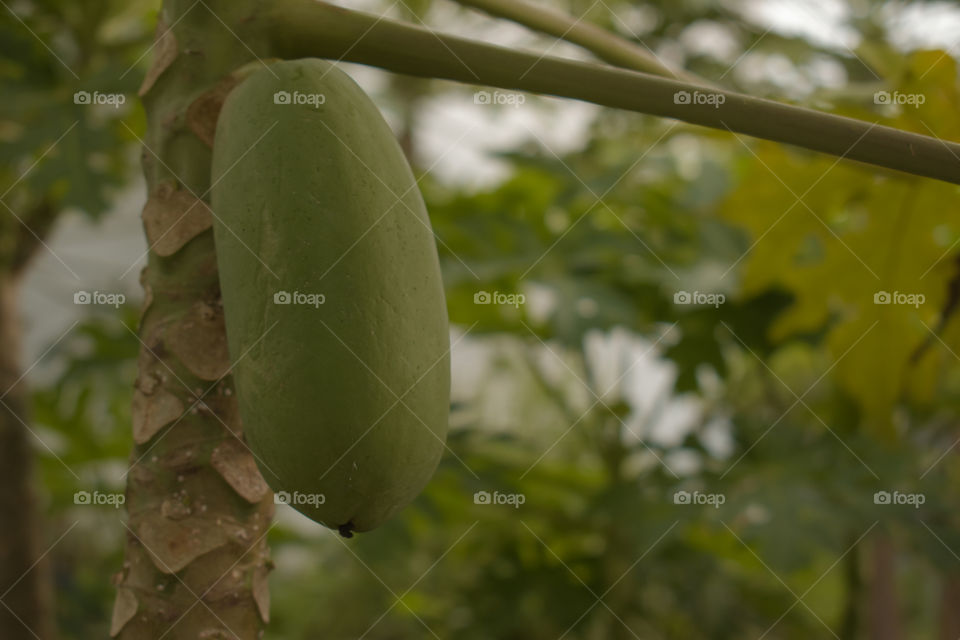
[211,59,449,533]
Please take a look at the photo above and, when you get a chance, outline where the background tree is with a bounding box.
[0,2,150,637]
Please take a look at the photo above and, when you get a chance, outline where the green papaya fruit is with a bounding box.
[210,59,449,534]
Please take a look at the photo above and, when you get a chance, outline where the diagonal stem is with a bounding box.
[262,0,960,185]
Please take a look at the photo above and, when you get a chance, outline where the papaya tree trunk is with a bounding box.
[0,272,55,640]
[112,2,276,638]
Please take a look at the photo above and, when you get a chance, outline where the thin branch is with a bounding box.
[451,0,697,82]
[262,0,960,185]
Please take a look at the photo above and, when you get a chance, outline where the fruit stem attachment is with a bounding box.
[263,0,960,185]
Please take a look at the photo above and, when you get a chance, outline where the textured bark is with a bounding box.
[0,273,55,640]
[112,2,276,638]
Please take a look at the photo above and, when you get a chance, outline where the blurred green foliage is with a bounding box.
[30,306,139,638]
[0,0,152,263]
